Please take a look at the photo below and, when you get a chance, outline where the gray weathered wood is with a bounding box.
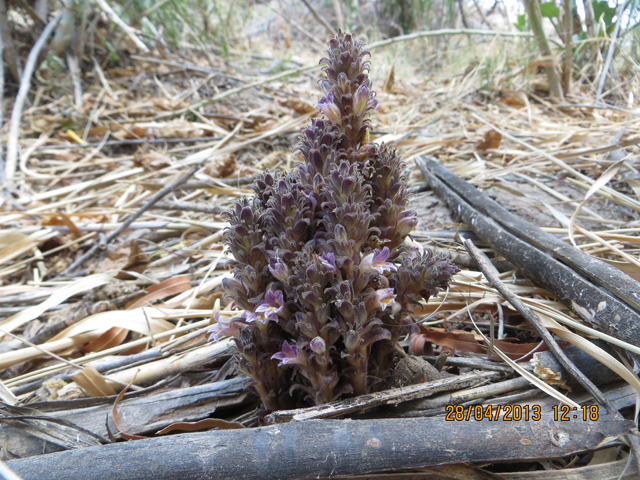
[1,377,247,459]
[7,413,634,480]
[266,370,503,423]
[416,156,640,365]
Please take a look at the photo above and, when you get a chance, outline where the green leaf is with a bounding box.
[539,1,560,18]
[592,0,615,26]
[513,13,527,31]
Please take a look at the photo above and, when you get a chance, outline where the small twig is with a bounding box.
[0,14,5,186]
[145,177,255,190]
[300,0,337,37]
[557,102,640,115]
[463,238,619,415]
[366,28,561,49]
[92,0,149,53]
[0,328,83,373]
[59,167,204,275]
[66,53,83,109]
[35,135,225,151]
[141,0,172,18]
[273,6,325,50]
[59,123,241,275]
[562,0,572,95]
[595,0,631,102]
[155,64,318,121]
[4,12,63,181]
[153,200,225,215]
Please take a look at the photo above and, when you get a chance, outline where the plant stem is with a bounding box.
[595,0,631,102]
[522,0,564,100]
[562,0,572,95]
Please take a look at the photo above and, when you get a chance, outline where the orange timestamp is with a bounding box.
[445,404,541,421]
[445,404,600,422]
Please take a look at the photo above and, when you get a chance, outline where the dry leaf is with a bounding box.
[0,274,113,334]
[112,371,148,440]
[134,151,173,171]
[204,154,237,178]
[58,212,83,238]
[280,98,316,115]
[382,63,395,93]
[157,120,203,139]
[157,418,245,435]
[82,326,129,353]
[475,130,502,151]
[71,364,117,397]
[125,275,192,310]
[256,151,287,170]
[411,325,552,361]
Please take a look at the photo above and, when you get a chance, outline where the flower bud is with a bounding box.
[353,84,370,114]
[310,336,327,355]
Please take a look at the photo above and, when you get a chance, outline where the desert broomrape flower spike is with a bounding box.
[216,31,459,410]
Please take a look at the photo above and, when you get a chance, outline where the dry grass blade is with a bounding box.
[568,158,626,247]
[0,274,113,334]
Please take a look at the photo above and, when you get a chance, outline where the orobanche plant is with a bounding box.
[210,32,459,411]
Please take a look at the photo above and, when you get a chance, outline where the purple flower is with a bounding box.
[303,190,318,211]
[310,336,326,354]
[254,290,284,323]
[353,84,370,114]
[360,247,397,274]
[207,312,241,342]
[337,72,349,93]
[269,257,291,283]
[271,340,306,367]
[315,94,342,125]
[375,288,396,311]
[319,252,337,272]
[396,212,419,237]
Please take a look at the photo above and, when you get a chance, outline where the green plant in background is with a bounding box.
[539,1,560,19]
[592,0,616,34]
[514,14,528,31]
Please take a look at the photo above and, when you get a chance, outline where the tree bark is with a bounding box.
[7,414,634,480]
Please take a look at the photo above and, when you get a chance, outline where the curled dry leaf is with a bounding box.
[279,98,316,115]
[410,324,553,361]
[134,150,173,171]
[475,130,502,151]
[112,371,148,440]
[125,275,192,310]
[204,154,237,178]
[82,326,129,353]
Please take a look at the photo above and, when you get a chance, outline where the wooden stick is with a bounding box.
[595,0,631,102]
[92,0,148,53]
[4,12,63,181]
[6,413,634,480]
[300,0,337,37]
[415,156,640,366]
[367,28,562,49]
[0,13,4,185]
[464,239,618,415]
[59,122,240,276]
[266,371,502,424]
